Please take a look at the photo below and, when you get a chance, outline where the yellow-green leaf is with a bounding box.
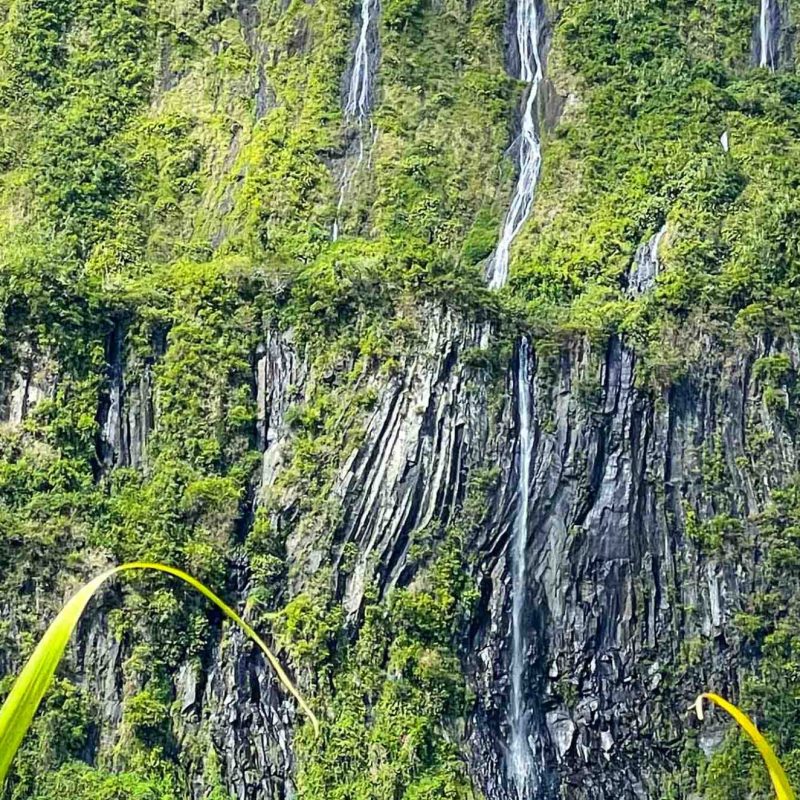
[695,692,796,800]
[0,562,319,786]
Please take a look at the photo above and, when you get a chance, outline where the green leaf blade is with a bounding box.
[0,563,318,787]
[0,567,118,783]
[696,692,797,800]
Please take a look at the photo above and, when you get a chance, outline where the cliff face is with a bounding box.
[469,332,800,799]
[3,0,800,799]
[5,312,800,800]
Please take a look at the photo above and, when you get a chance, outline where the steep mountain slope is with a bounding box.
[2,0,800,798]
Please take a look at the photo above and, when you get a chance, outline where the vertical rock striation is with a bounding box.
[3,0,800,797]
[467,332,800,799]
[754,0,791,70]
[0,345,56,425]
[5,300,800,800]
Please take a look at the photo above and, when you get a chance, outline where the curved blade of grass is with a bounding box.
[0,561,319,785]
[695,692,795,800]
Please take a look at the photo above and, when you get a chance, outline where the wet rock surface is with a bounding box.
[467,330,799,798]
[2,312,797,800]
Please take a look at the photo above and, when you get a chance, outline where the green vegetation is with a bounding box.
[696,480,800,798]
[1,0,800,797]
[290,470,492,800]
[0,562,316,789]
[508,0,800,384]
[696,693,795,800]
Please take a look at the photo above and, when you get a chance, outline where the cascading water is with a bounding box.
[759,0,776,70]
[494,4,546,790]
[486,0,544,290]
[346,0,375,120]
[508,336,538,798]
[333,0,378,240]
[628,224,666,296]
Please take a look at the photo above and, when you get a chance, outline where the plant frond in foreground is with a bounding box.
[0,561,319,785]
[695,692,796,800]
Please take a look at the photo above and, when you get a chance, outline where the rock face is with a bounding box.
[256,329,308,493]
[250,314,797,799]
[753,0,792,70]
[469,330,800,799]
[180,576,297,800]
[2,309,796,799]
[96,323,164,471]
[318,311,494,614]
[0,345,57,425]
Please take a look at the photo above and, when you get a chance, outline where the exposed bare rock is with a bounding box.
[49,311,800,799]
[97,323,158,470]
[628,225,667,296]
[256,328,307,493]
[309,310,497,614]
[0,345,57,424]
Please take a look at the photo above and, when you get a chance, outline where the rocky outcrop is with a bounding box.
[0,345,57,425]
[80,327,304,800]
[467,331,798,799]
[7,306,798,800]
[177,562,297,800]
[753,0,793,70]
[314,311,496,613]
[97,323,162,471]
[256,328,308,493]
[266,310,800,800]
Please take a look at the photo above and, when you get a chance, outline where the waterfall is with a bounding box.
[759,0,776,70]
[333,0,378,240]
[346,0,375,120]
[508,336,538,797]
[333,153,356,243]
[628,224,666,296]
[486,0,544,290]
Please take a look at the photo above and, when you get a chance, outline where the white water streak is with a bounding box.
[346,0,374,119]
[760,0,774,70]
[509,336,537,797]
[628,224,666,296]
[487,0,544,290]
[333,0,376,239]
[333,139,361,242]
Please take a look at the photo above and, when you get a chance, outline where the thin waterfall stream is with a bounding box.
[508,336,538,797]
[759,0,776,70]
[333,0,378,240]
[490,1,546,793]
[487,0,544,290]
[346,0,375,119]
[760,0,771,68]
